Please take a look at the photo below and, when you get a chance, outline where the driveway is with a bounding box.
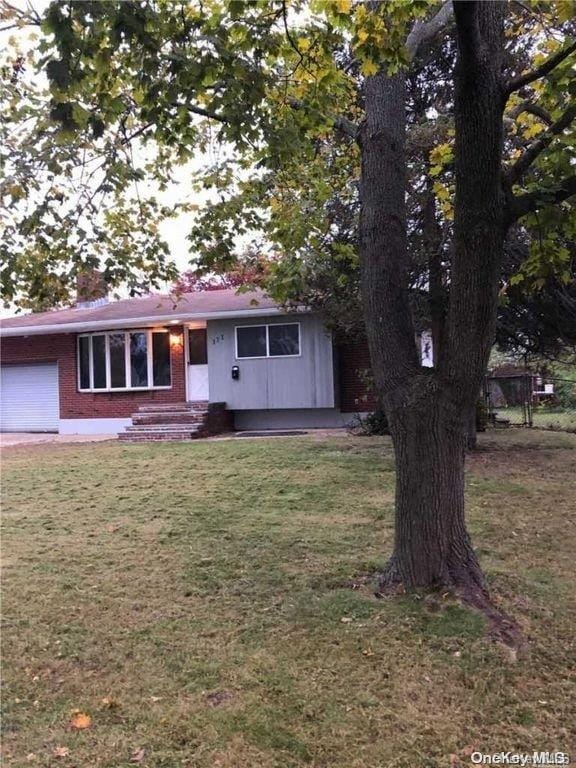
[0,432,116,448]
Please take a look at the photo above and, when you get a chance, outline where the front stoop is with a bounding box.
[118,401,234,442]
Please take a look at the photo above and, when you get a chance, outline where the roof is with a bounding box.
[0,289,286,337]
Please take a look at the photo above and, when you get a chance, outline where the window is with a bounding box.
[235,323,300,359]
[109,333,126,388]
[77,330,172,391]
[78,336,91,390]
[188,328,208,365]
[152,332,171,385]
[269,324,300,356]
[92,335,107,389]
[237,326,267,358]
[130,332,148,388]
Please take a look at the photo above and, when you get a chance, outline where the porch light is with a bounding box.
[170,332,183,349]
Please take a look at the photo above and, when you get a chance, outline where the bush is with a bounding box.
[350,409,390,436]
[554,376,576,410]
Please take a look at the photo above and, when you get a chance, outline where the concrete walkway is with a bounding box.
[0,433,116,448]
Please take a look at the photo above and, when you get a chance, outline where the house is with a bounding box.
[0,288,394,439]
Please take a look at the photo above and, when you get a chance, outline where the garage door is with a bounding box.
[0,363,59,432]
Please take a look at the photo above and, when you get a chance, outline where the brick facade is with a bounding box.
[2,325,378,421]
[337,334,379,413]
[1,328,186,419]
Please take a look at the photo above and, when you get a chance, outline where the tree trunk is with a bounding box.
[358,4,513,607]
[466,406,478,451]
[381,399,485,596]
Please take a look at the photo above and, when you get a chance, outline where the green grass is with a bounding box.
[2,430,575,767]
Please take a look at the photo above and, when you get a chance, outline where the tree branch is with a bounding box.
[406,1,453,60]
[287,97,358,140]
[506,100,552,126]
[505,40,576,95]
[170,101,228,124]
[505,104,576,184]
[121,122,154,145]
[509,174,576,221]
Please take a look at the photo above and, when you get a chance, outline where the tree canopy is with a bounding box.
[1,0,575,315]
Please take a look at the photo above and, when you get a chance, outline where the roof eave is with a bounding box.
[0,306,308,337]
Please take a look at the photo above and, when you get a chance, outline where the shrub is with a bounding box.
[350,409,390,436]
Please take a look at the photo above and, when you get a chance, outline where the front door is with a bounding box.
[187,327,209,401]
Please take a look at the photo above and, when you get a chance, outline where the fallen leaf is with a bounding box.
[130,747,146,763]
[340,616,353,623]
[70,712,91,730]
[450,754,461,767]
[52,746,70,758]
[101,697,120,709]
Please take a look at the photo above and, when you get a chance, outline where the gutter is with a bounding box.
[0,306,307,338]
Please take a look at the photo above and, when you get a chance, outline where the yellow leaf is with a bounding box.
[433,182,450,201]
[356,29,369,44]
[69,712,91,730]
[556,0,575,22]
[8,184,25,200]
[336,0,351,13]
[361,58,379,77]
[100,697,120,709]
[297,37,311,52]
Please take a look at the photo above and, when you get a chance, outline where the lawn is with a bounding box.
[2,430,575,768]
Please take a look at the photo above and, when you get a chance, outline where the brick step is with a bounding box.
[119,431,200,442]
[132,412,207,425]
[137,401,208,413]
[125,423,203,432]
[119,401,231,442]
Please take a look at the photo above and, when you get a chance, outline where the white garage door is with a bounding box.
[0,363,60,432]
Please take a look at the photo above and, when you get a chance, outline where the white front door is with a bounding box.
[187,327,209,401]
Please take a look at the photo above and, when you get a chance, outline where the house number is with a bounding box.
[211,334,225,345]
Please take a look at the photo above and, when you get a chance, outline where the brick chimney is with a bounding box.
[76,269,108,308]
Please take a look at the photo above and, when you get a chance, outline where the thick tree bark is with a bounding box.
[381,392,485,596]
[359,2,510,606]
[466,406,478,451]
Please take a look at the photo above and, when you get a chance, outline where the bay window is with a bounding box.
[77,330,171,391]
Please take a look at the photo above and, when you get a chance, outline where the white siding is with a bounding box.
[0,363,59,432]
